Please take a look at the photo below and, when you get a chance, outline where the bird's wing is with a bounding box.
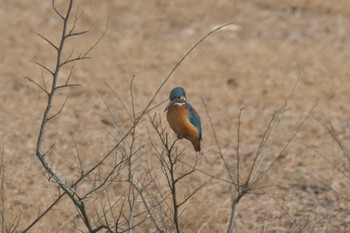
[186,102,202,139]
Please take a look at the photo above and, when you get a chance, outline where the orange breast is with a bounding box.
[167,104,199,141]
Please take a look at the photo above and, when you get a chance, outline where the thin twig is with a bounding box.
[318,117,350,163]
[202,99,236,183]
[251,100,318,188]
[35,32,58,51]
[24,76,49,95]
[236,108,243,192]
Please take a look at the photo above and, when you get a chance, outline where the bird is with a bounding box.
[164,87,202,152]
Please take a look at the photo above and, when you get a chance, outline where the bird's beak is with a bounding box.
[164,100,174,112]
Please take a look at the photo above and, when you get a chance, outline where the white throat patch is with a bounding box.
[174,102,186,106]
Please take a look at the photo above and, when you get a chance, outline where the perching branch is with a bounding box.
[25,1,237,230]
[149,113,203,233]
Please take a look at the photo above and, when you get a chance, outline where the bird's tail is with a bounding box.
[192,140,201,152]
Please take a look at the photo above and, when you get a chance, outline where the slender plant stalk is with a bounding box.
[26,0,235,229]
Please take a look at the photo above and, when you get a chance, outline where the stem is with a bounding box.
[226,193,243,233]
[36,0,72,160]
[169,159,180,233]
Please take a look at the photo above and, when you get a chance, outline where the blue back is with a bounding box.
[187,102,202,139]
[176,99,202,139]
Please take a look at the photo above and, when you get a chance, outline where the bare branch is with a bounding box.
[41,72,48,93]
[68,5,83,35]
[235,108,243,192]
[202,99,236,183]
[251,100,319,188]
[105,83,133,120]
[84,158,125,197]
[178,158,231,184]
[318,117,350,163]
[178,182,206,207]
[56,83,81,89]
[0,148,22,233]
[82,18,109,58]
[149,113,203,233]
[47,97,68,121]
[30,60,54,76]
[21,192,64,232]
[35,32,58,51]
[310,147,349,179]
[139,22,236,122]
[226,192,244,233]
[67,30,89,38]
[7,211,22,233]
[52,0,64,20]
[245,111,277,185]
[24,76,49,95]
[27,2,237,229]
[63,0,73,20]
[62,49,76,65]
[129,76,136,120]
[60,54,90,67]
[302,169,350,202]
[70,132,84,175]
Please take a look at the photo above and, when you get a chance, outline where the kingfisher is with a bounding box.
[164,87,202,152]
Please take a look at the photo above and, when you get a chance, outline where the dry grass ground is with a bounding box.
[1,0,350,232]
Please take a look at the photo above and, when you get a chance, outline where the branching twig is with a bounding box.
[318,117,350,163]
[251,100,318,188]
[0,148,22,233]
[204,86,318,233]
[202,100,236,184]
[26,0,109,232]
[149,114,203,232]
[26,1,236,230]
[24,76,49,95]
